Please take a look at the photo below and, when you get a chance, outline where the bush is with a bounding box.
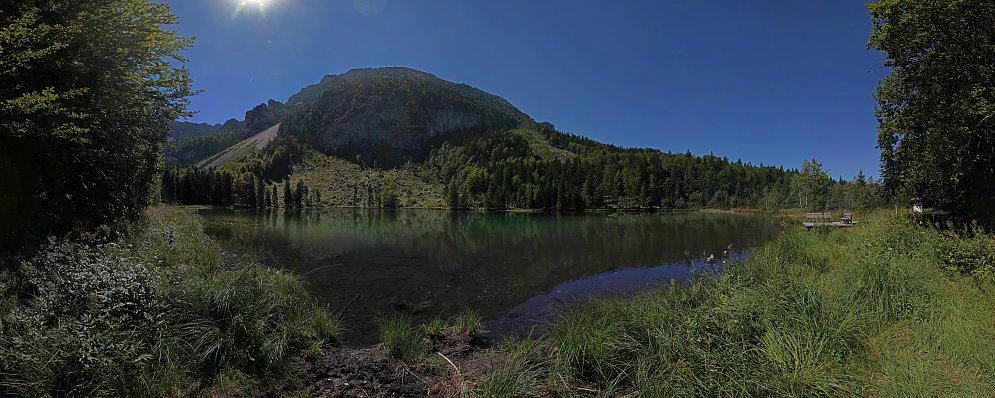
[0,207,340,396]
[0,242,170,397]
[940,222,995,280]
[0,0,195,252]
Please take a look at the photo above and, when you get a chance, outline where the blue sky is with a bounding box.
[165,0,887,179]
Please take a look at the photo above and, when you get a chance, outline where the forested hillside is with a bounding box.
[164,67,883,211]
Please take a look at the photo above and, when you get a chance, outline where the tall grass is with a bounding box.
[379,309,485,366]
[471,335,547,398]
[378,315,425,363]
[0,206,339,397]
[465,218,995,397]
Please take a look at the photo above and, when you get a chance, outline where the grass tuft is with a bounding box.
[378,315,426,363]
[467,217,995,397]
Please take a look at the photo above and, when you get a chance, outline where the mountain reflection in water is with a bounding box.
[199,209,780,344]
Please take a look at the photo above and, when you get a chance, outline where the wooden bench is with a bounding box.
[805,212,834,221]
[804,212,833,229]
[841,213,853,224]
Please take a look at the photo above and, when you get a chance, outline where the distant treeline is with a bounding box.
[161,167,319,208]
[162,125,886,212]
[432,126,886,211]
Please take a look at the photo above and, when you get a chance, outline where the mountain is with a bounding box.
[164,67,812,211]
[168,120,222,139]
[164,100,285,166]
[280,67,530,167]
[173,67,533,170]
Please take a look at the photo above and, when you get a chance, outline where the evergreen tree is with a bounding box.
[255,177,265,208]
[294,180,304,208]
[283,180,292,208]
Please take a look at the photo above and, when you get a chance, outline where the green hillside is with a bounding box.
[164,67,880,212]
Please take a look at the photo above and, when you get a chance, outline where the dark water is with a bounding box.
[198,209,780,343]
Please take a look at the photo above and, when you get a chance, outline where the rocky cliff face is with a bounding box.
[280,67,531,166]
[243,99,288,136]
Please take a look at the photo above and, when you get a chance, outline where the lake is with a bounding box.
[198,209,780,343]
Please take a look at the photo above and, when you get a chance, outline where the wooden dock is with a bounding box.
[803,221,857,229]
[804,212,856,229]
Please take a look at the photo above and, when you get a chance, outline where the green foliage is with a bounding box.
[0,207,339,396]
[940,222,995,280]
[470,220,995,396]
[170,265,338,374]
[791,159,833,211]
[165,122,244,167]
[380,309,485,367]
[0,0,195,251]
[452,308,483,337]
[1,243,169,397]
[380,175,400,208]
[868,0,995,224]
[161,166,317,209]
[432,129,804,211]
[164,70,886,212]
[171,124,887,213]
[420,309,484,345]
[830,170,888,212]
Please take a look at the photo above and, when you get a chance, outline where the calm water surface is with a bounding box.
[198,209,780,343]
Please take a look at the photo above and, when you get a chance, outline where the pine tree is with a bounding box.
[255,177,265,208]
[283,180,292,208]
[294,180,304,208]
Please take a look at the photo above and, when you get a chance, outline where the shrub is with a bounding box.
[940,222,995,280]
[0,207,340,396]
[0,242,171,397]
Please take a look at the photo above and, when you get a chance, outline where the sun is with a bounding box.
[232,0,275,18]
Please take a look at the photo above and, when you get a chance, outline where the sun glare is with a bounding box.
[232,0,274,18]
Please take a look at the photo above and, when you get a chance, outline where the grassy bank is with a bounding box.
[2,207,991,397]
[0,206,338,397]
[449,217,994,397]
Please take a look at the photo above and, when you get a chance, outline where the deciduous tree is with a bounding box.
[0,0,195,250]
[869,0,995,223]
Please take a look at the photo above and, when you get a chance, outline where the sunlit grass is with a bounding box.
[462,217,995,397]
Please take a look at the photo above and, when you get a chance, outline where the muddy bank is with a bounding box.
[269,331,508,397]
